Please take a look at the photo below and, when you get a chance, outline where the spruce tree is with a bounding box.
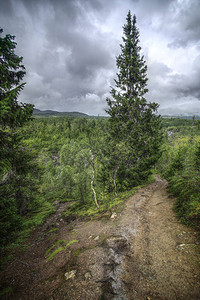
[0,28,35,246]
[106,11,162,191]
[0,28,33,128]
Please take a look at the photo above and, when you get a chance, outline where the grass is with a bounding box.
[0,201,56,270]
[10,203,56,248]
[47,227,59,234]
[45,239,79,262]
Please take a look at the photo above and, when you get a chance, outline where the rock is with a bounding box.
[105,235,129,253]
[65,270,77,280]
[110,213,117,219]
[101,211,111,218]
[84,272,92,280]
[177,244,185,250]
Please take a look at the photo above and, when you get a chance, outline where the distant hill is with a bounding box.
[33,109,200,120]
[162,114,200,120]
[33,108,89,118]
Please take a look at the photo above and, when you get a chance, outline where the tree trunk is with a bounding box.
[90,150,99,209]
[114,166,119,197]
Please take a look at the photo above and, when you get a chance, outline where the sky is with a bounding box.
[0,0,200,116]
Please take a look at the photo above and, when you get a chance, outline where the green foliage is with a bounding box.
[156,120,200,227]
[0,110,157,268]
[0,20,163,259]
[64,174,155,218]
[45,239,78,262]
[194,142,200,170]
[105,11,162,191]
[19,114,157,217]
[0,28,35,248]
[0,28,33,128]
[168,174,200,225]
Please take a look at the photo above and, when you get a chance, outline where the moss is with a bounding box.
[72,248,82,257]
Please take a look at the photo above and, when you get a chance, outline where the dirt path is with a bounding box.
[0,176,199,299]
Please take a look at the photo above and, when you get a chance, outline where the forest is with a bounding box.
[0,12,200,270]
[1,115,200,260]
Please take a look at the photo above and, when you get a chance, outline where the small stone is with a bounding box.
[94,235,99,241]
[110,213,117,219]
[65,270,77,280]
[105,235,129,253]
[84,272,92,280]
[177,244,185,250]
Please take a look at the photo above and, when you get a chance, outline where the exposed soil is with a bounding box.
[0,175,199,299]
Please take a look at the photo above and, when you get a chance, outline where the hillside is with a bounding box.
[0,116,200,298]
[0,176,199,299]
[33,108,89,118]
[33,109,200,120]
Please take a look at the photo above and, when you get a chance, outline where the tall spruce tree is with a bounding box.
[106,11,162,191]
[0,28,35,246]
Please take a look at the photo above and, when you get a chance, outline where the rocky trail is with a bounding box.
[0,175,199,299]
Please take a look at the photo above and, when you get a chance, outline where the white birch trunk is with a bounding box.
[90,150,99,209]
[114,166,119,197]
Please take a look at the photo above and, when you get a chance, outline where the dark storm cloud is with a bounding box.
[178,59,200,100]
[165,0,200,48]
[0,0,200,115]
[0,0,14,15]
[147,59,200,115]
[0,0,117,114]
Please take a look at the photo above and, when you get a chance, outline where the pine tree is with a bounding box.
[0,28,33,128]
[0,28,35,246]
[106,11,162,191]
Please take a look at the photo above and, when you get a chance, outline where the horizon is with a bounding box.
[33,107,200,117]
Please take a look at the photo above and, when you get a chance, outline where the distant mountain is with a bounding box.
[33,108,89,118]
[33,109,200,120]
[162,114,200,120]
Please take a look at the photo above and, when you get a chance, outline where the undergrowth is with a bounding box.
[0,202,55,270]
[156,132,200,229]
[63,174,155,219]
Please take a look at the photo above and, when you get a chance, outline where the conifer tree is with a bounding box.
[0,28,33,128]
[0,28,35,246]
[106,11,162,190]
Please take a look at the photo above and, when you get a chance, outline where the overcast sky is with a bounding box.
[1,0,200,115]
